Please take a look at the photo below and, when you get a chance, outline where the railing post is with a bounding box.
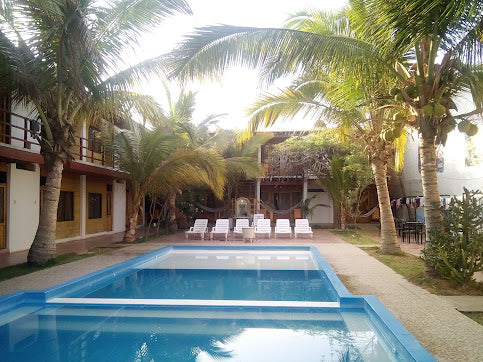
[24,118,28,149]
[79,137,84,161]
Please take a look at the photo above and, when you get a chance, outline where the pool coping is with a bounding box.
[0,245,435,361]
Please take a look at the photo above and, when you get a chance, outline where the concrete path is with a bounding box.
[317,241,483,362]
[439,296,483,312]
[0,229,482,361]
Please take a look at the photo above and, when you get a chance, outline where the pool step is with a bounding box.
[47,297,340,309]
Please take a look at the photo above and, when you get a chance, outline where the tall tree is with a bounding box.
[106,122,226,242]
[159,87,227,230]
[168,0,481,247]
[170,5,405,252]
[158,86,267,228]
[0,0,191,264]
[364,0,482,239]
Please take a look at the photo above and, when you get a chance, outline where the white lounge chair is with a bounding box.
[185,219,208,240]
[233,218,250,238]
[255,219,271,239]
[252,213,264,227]
[294,219,313,238]
[210,219,230,241]
[275,219,292,238]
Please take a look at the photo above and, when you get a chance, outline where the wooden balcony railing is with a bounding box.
[262,162,305,177]
[0,111,114,167]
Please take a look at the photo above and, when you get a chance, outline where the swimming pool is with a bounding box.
[0,246,435,361]
[58,249,337,302]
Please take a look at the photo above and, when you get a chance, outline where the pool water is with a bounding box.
[0,306,398,362]
[0,246,435,361]
[81,269,337,301]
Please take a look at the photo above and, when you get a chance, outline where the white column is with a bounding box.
[112,179,126,232]
[80,175,86,238]
[303,177,308,201]
[81,121,87,160]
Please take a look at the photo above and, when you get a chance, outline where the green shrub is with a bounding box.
[422,188,482,286]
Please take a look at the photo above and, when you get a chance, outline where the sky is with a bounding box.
[132,0,349,130]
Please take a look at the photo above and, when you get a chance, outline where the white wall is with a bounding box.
[112,179,126,233]
[10,103,41,152]
[7,163,40,252]
[401,129,483,197]
[307,190,333,225]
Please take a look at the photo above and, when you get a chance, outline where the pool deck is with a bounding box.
[0,228,482,362]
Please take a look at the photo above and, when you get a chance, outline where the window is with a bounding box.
[57,191,74,221]
[88,193,102,219]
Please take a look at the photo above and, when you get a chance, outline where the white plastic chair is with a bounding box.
[275,219,292,238]
[185,219,208,240]
[294,219,313,238]
[233,218,250,238]
[210,219,230,241]
[252,213,264,227]
[254,219,271,239]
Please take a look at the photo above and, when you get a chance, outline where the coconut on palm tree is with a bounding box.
[0,0,192,264]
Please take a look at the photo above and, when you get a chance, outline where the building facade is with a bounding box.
[0,99,128,253]
[255,132,334,226]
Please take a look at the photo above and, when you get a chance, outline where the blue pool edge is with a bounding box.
[0,245,435,361]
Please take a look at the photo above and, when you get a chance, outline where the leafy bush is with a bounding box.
[422,188,482,286]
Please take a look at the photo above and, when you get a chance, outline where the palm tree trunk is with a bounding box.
[340,203,347,230]
[27,158,64,265]
[167,192,178,231]
[332,203,341,229]
[419,134,443,244]
[124,196,143,242]
[371,158,400,254]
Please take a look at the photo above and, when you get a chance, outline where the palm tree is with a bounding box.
[247,74,405,252]
[107,122,226,242]
[168,0,481,247]
[178,126,271,216]
[158,87,226,230]
[0,0,191,264]
[363,0,482,238]
[169,4,405,252]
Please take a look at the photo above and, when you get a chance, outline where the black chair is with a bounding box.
[394,218,406,237]
[402,222,425,244]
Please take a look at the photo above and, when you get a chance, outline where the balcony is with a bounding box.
[0,110,114,168]
[261,162,305,177]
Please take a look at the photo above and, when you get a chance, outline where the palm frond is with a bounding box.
[284,9,353,37]
[151,147,226,199]
[246,88,328,134]
[168,25,388,84]
[95,0,191,70]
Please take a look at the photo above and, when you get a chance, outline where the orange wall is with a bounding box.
[86,175,112,235]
